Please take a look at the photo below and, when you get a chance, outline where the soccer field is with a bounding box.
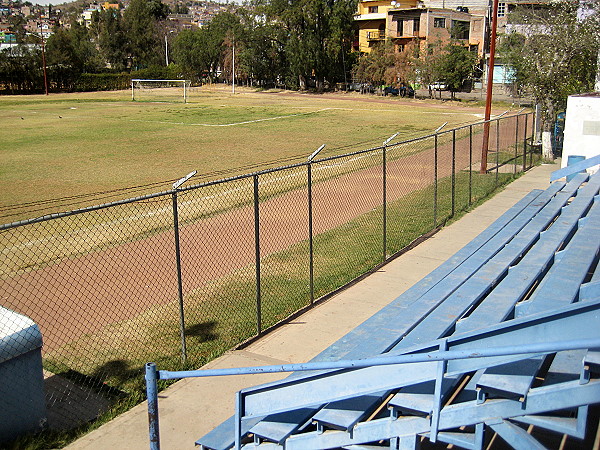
[0,85,492,217]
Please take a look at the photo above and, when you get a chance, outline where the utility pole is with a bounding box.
[39,24,48,96]
[232,38,236,95]
[480,0,499,173]
[165,34,169,66]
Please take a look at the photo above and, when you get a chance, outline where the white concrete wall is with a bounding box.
[561,93,600,173]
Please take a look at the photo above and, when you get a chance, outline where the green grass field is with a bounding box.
[0,86,536,449]
[0,84,497,218]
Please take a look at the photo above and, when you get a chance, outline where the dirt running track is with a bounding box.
[1,119,517,356]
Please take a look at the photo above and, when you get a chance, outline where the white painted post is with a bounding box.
[232,41,236,95]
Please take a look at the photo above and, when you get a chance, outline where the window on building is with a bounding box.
[413,18,420,34]
[433,17,446,28]
[368,6,378,13]
[395,19,404,36]
[451,20,469,39]
[397,44,405,52]
[498,2,506,17]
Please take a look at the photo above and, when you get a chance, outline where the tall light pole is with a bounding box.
[165,34,169,66]
[232,38,236,94]
[165,30,174,66]
[38,24,48,96]
[480,0,499,173]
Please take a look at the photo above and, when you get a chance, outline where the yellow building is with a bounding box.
[354,0,485,56]
[354,0,419,53]
[102,2,120,10]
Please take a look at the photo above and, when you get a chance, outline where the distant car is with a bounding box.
[429,83,447,91]
[384,85,414,97]
[399,85,414,97]
[349,82,374,93]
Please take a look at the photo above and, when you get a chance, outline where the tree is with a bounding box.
[501,1,600,157]
[0,45,43,93]
[172,28,214,81]
[413,40,444,98]
[7,14,27,43]
[261,0,356,90]
[92,9,129,71]
[436,44,478,100]
[46,22,101,89]
[172,10,246,82]
[207,11,247,83]
[123,0,170,69]
[240,19,287,86]
[351,40,420,94]
[351,41,396,87]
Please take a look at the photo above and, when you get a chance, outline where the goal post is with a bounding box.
[131,79,190,103]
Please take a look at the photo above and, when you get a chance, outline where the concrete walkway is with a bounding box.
[67,161,558,450]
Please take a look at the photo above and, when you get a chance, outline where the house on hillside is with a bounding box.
[354,0,417,53]
[388,7,485,57]
[80,4,102,28]
[167,13,195,29]
[355,0,549,90]
[354,0,485,55]
[101,2,120,10]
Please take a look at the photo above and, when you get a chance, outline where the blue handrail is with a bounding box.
[145,337,600,450]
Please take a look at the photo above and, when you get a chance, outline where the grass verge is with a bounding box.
[15,168,525,449]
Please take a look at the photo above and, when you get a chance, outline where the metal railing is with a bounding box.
[0,112,538,434]
[145,337,600,450]
[366,30,386,40]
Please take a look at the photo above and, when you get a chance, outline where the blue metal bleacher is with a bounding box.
[170,162,600,450]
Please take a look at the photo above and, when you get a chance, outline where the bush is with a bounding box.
[130,64,186,81]
[74,73,132,92]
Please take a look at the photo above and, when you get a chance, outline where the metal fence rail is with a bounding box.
[0,112,538,435]
[146,337,600,450]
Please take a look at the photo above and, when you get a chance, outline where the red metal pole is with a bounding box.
[480,0,499,173]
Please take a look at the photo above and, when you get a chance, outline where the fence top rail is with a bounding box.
[0,111,534,231]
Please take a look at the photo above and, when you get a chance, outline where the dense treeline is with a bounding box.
[0,0,359,93]
[1,0,597,113]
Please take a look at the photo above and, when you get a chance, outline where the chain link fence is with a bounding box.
[0,112,539,442]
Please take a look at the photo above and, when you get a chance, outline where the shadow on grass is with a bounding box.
[185,320,218,343]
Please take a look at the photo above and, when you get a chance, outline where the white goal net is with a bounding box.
[131,79,190,103]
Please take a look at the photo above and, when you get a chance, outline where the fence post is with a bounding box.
[495,119,500,185]
[382,133,398,262]
[451,130,456,218]
[172,191,188,365]
[469,125,473,206]
[253,174,261,334]
[434,134,438,228]
[171,171,196,366]
[308,145,325,305]
[383,143,387,262]
[514,115,519,175]
[523,113,529,172]
[145,362,160,450]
